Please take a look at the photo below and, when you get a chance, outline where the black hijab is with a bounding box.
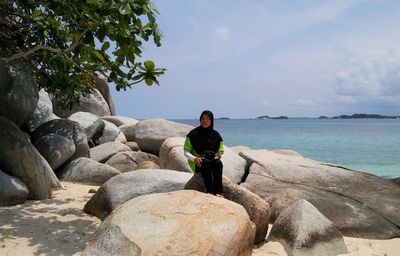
[187,110,223,155]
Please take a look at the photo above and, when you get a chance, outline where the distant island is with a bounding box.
[319,114,400,119]
[216,117,230,120]
[256,115,288,120]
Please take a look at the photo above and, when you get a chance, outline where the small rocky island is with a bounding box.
[319,114,400,119]
[256,115,288,119]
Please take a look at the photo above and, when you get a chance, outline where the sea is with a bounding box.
[173,118,400,179]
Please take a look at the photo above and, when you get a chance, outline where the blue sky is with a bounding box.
[110,0,400,119]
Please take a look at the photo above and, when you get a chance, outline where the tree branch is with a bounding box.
[4,29,88,62]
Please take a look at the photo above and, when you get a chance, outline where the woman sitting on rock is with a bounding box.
[184,110,224,196]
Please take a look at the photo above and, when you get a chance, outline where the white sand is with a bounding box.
[1,182,399,255]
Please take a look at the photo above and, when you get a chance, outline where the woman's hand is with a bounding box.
[195,157,203,167]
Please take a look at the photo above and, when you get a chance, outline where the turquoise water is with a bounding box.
[174,119,400,178]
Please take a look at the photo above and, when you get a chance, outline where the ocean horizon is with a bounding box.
[173,118,400,179]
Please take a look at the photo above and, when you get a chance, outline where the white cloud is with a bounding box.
[335,45,400,100]
[212,27,231,42]
[293,99,314,105]
[261,100,271,106]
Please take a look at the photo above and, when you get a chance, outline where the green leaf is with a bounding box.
[145,78,153,86]
[144,60,154,71]
[94,51,106,63]
[101,41,110,51]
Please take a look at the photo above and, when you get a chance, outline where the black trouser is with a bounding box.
[196,159,223,195]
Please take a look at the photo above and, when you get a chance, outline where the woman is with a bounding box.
[184,110,224,196]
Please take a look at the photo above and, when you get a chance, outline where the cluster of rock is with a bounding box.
[1,62,400,255]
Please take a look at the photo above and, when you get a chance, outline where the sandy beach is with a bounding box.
[0,182,399,256]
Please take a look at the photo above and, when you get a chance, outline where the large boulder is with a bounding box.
[268,199,348,256]
[0,61,38,127]
[0,116,58,199]
[89,142,131,163]
[135,119,193,155]
[25,89,55,132]
[185,174,270,244]
[95,120,126,145]
[240,150,400,238]
[58,157,120,185]
[105,151,159,173]
[53,88,111,118]
[31,119,89,159]
[84,190,256,255]
[95,77,116,116]
[159,137,192,173]
[84,169,192,220]
[0,169,29,206]
[160,137,247,183]
[118,124,136,141]
[68,112,105,143]
[33,134,76,170]
[101,116,138,127]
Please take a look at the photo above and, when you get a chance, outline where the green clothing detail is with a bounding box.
[183,136,224,172]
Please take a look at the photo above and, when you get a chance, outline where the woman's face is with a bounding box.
[200,114,211,128]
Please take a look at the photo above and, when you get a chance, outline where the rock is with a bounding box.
[185,174,270,244]
[95,77,116,116]
[83,225,141,256]
[0,169,29,206]
[89,142,131,163]
[135,161,159,170]
[84,169,192,220]
[0,116,57,199]
[239,150,400,238]
[391,177,400,186]
[68,112,105,143]
[84,190,255,255]
[160,137,247,182]
[88,189,97,193]
[268,199,348,256]
[31,119,89,160]
[53,88,111,118]
[34,134,76,170]
[124,142,140,151]
[58,157,120,185]
[0,61,38,127]
[135,119,193,155]
[159,137,192,173]
[101,116,138,127]
[25,89,55,132]
[118,124,136,141]
[105,151,159,173]
[95,120,126,145]
[271,149,302,157]
[230,146,252,154]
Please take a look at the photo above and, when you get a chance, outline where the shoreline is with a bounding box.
[1,182,399,256]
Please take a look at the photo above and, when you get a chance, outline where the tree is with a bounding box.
[0,0,166,108]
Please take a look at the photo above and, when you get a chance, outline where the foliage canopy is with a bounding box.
[0,0,165,107]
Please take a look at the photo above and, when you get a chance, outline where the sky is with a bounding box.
[110,0,400,119]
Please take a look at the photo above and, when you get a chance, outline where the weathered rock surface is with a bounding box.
[89,142,131,163]
[135,160,160,170]
[84,169,192,220]
[124,141,140,151]
[31,119,89,159]
[268,199,348,256]
[95,120,126,145]
[101,116,138,127]
[159,137,192,173]
[34,134,76,170]
[0,169,29,206]
[0,116,57,199]
[83,225,141,256]
[58,157,120,185]
[135,119,193,155]
[239,150,400,238]
[118,124,136,141]
[105,151,159,173]
[53,88,111,118]
[185,174,270,244]
[26,89,55,132]
[68,112,105,143]
[0,62,39,127]
[84,190,255,255]
[95,77,116,116]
